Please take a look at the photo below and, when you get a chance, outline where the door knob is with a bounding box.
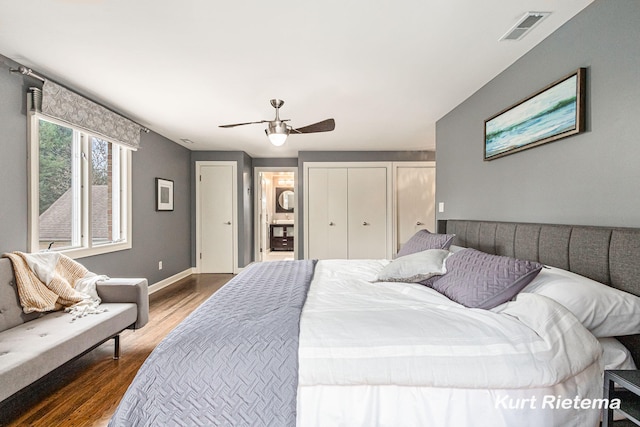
[362,221,370,226]
[416,221,424,226]
[225,221,232,225]
[329,222,335,226]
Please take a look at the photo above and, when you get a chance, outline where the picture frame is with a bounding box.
[156,178,174,211]
[484,68,586,160]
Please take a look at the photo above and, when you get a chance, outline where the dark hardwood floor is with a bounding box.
[0,273,232,427]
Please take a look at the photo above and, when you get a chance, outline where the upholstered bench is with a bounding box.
[0,258,148,403]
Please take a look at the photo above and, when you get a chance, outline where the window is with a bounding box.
[30,116,132,257]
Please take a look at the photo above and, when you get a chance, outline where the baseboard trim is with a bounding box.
[148,268,196,295]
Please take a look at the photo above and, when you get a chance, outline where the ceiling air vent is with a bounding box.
[500,12,551,41]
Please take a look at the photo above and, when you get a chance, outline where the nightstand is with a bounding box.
[603,370,640,426]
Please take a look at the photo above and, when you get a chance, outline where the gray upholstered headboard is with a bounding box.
[438,219,640,364]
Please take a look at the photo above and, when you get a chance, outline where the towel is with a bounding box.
[2,251,108,319]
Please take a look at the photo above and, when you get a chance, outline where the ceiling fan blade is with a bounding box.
[219,120,269,128]
[291,118,335,134]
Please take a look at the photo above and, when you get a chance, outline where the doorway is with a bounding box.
[254,167,297,262]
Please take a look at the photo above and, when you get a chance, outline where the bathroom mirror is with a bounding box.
[276,187,294,212]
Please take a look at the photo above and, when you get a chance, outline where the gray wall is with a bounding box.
[0,59,29,253]
[297,150,435,258]
[190,151,253,268]
[0,55,192,284]
[435,0,640,228]
[241,152,253,266]
[252,158,298,168]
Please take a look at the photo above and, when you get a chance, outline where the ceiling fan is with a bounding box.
[219,99,335,146]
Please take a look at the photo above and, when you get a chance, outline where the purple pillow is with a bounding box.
[397,230,455,258]
[430,248,543,310]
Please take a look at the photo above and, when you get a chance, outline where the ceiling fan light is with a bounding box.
[266,122,289,146]
[268,132,288,146]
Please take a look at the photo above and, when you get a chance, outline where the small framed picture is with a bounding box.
[156,178,174,211]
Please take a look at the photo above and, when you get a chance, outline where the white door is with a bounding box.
[307,168,348,259]
[200,164,235,273]
[396,164,436,252]
[348,167,388,259]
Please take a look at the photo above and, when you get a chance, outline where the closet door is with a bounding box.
[395,164,435,252]
[347,167,388,259]
[307,168,348,259]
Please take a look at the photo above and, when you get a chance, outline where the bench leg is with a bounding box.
[113,335,120,360]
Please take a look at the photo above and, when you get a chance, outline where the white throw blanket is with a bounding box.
[65,273,109,320]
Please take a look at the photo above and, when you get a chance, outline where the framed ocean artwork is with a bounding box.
[484,68,586,160]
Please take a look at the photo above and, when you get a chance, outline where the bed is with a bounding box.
[109,220,640,427]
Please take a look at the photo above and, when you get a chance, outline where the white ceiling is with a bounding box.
[0,0,593,157]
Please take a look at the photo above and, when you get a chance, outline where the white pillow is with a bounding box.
[521,266,640,337]
[599,337,637,370]
[376,249,450,283]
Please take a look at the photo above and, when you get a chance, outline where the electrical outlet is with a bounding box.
[438,202,445,213]
[158,261,163,270]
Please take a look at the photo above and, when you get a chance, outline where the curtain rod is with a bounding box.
[10,65,45,82]
[10,65,150,133]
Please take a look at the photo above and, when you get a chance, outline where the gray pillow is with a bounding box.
[430,248,542,310]
[376,249,450,283]
[397,230,455,258]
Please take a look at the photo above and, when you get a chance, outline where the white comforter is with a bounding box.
[298,259,602,389]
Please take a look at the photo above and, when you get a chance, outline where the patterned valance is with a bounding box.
[36,81,142,150]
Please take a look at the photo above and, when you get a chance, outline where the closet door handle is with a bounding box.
[329,222,335,226]
[362,221,370,226]
[225,221,232,225]
[416,221,424,226]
